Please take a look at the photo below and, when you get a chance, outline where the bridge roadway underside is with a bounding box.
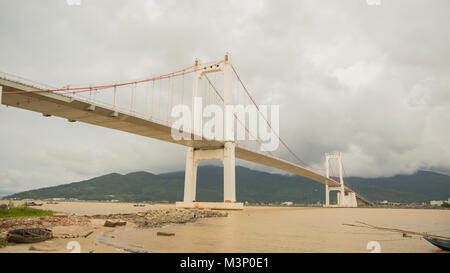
[0,78,371,205]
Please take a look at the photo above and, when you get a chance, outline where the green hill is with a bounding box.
[6,166,450,204]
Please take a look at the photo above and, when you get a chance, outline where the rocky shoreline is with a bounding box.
[89,208,228,228]
[0,208,228,250]
[0,214,91,233]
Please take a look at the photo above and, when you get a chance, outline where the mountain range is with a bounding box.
[6,166,450,204]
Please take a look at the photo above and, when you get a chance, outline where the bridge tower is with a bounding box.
[324,153,357,208]
[176,53,243,210]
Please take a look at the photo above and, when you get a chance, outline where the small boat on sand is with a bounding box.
[7,228,53,244]
[26,202,43,207]
[424,237,450,251]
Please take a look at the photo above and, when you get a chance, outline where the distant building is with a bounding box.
[376,200,402,206]
[430,200,444,206]
[282,202,294,206]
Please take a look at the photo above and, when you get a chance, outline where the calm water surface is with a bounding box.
[103,206,450,253]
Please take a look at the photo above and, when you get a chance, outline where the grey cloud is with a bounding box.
[0,0,449,192]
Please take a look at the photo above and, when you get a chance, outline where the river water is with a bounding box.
[102,206,450,253]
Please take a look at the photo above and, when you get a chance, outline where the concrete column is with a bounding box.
[325,154,330,207]
[191,161,198,202]
[338,153,345,207]
[183,147,197,202]
[223,53,234,142]
[222,53,236,203]
[192,59,202,140]
[0,86,2,105]
[348,192,357,207]
[223,142,236,202]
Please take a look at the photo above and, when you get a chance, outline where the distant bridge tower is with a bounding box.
[324,153,357,208]
[176,53,243,210]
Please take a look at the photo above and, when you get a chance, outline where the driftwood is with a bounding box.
[29,245,59,252]
[157,231,175,237]
[104,220,127,228]
[343,221,450,241]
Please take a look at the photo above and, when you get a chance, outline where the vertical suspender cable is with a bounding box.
[145,81,149,118]
[166,77,169,122]
[158,79,162,120]
[181,72,185,105]
[151,80,155,119]
[113,85,117,110]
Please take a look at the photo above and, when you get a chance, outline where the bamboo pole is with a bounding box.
[343,221,450,241]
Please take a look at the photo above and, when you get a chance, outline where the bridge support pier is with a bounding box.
[176,53,242,210]
[176,143,243,210]
[324,153,357,208]
[183,147,198,203]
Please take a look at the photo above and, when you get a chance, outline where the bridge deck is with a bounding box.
[0,77,370,204]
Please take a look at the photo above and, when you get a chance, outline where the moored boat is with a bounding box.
[424,236,450,251]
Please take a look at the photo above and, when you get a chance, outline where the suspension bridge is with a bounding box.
[0,54,370,209]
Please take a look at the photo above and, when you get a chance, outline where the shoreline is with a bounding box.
[0,203,228,253]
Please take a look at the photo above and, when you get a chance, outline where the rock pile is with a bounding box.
[0,232,7,248]
[0,214,91,232]
[90,208,228,228]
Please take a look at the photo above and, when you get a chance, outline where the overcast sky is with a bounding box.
[1,0,449,193]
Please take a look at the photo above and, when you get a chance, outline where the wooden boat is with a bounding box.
[424,236,450,251]
[7,228,53,244]
[26,202,43,207]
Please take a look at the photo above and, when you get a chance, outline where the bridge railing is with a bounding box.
[0,71,56,91]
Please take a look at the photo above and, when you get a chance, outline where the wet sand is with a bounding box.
[1,201,449,253]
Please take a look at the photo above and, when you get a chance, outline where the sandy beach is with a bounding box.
[1,201,449,253]
[0,201,227,253]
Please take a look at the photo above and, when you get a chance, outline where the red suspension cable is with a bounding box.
[204,74,274,156]
[231,65,325,171]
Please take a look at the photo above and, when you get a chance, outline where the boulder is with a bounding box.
[104,220,127,228]
[0,232,7,248]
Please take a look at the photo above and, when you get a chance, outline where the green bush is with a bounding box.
[0,207,54,219]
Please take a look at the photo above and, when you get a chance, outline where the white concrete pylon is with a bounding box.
[183,147,197,202]
[223,142,236,202]
[324,152,357,208]
[192,58,202,140]
[325,154,330,207]
[338,152,345,204]
[180,53,238,206]
[0,85,3,105]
